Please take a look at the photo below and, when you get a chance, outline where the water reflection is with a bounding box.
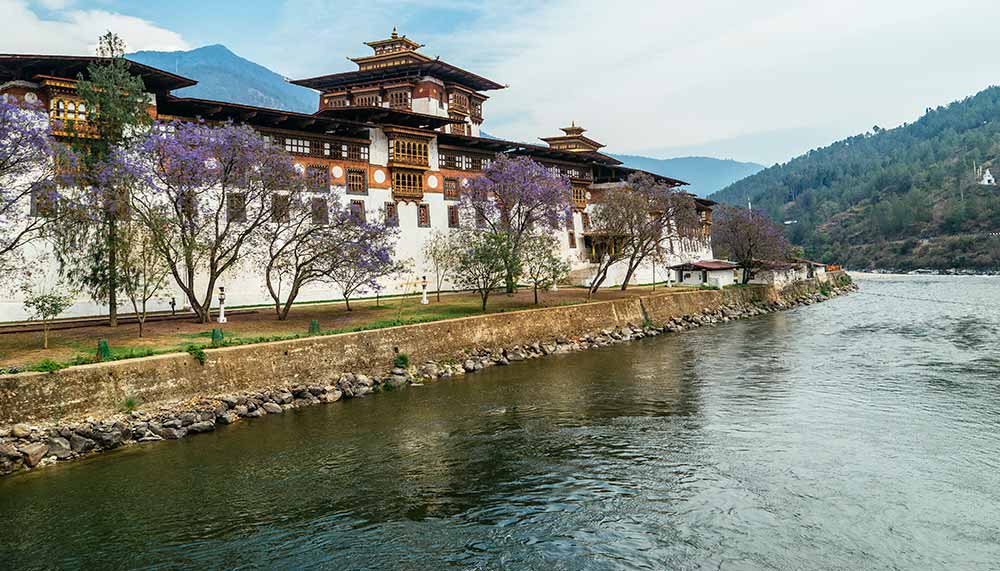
[1,275,999,569]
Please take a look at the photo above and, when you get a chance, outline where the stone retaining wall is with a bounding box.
[0,277,858,476]
[2,283,784,426]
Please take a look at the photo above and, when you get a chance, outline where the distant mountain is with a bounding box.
[128,44,318,114]
[610,155,764,197]
[711,86,1000,272]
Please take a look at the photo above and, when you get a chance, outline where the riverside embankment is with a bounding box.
[0,274,854,476]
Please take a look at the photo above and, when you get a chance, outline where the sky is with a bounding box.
[4,0,1000,165]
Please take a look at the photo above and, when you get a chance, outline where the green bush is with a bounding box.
[393,353,410,369]
[186,345,207,365]
[120,394,141,412]
[31,359,68,373]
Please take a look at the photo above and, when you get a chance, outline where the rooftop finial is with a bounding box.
[391,26,399,39]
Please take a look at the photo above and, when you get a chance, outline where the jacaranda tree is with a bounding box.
[0,99,70,281]
[126,120,303,323]
[461,154,570,293]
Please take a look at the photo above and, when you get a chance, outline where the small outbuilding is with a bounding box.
[669,260,740,287]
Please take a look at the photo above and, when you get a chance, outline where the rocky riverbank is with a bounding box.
[0,279,857,477]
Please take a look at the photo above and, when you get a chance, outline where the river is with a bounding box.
[1,274,999,570]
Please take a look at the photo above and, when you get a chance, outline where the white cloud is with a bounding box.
[0,0,189,55]
[264,0,1000,163]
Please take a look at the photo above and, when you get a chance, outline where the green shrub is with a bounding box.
[120,394,141,412]
[393,353,410,369]
[186,345,207,365]
[31,359,68,373]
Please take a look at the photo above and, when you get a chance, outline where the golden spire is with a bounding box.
[391,26,399,39]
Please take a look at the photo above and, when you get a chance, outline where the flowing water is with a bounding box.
[1,275,999,570]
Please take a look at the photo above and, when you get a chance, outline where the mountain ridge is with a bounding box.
[710,85,1000,271]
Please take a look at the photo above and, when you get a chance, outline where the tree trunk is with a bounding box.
[533,284,539,305]
[505,270,515,294]
[43,326,49,349]
[344,296,352,311]
[138,318,144,338]
[620,263,638,291]
[108,216,118,328]
[481,292,489,311]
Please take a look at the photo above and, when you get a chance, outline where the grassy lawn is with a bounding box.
[0,284,699,373]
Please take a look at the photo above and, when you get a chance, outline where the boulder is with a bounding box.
[262,402,283,414]
[244,408,265,419]
[308,385,326,396]
[319,389,342,403]
[159,427,187,440]
[0,443,20,461]
[19,443,48,467]
[178,412,199,426]
[69,433,96,453]
[11,423,32,439]
[94,430,123,449]
[46,437,73,460]
[233,405,249,417]
[216,411,238,425]
[187,421,215,433]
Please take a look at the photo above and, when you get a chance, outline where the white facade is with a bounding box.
[0,129,708,322]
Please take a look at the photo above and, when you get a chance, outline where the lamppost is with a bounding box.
[217,286,227,324]
[420,275,429,305]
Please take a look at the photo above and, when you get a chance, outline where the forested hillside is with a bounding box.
[711,87,1000,271]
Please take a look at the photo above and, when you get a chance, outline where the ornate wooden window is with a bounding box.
[448,115,469,135]
[417,203,431,228]
[443,178,460,200]
[284,138,311,155]
[392,170,423,199]
[581,212,591,231]
[353,93,380,107]
[311,197,329,224]
[470,100,483,121]
[384,201,399,227]
[388,138,429,167]
[324,96,349,108]
[448,91,469,113]
[226,192,246,223]
[568,230,576,248]
[271,194,290,223]
[572,186,587,209]
[350,199,366,222]
[346,168,367,195]
[305,165,330,192]
[447,205,460,228]
[344,143,369,162]
[387,90,411,110]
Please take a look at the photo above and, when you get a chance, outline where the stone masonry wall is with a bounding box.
[0,285,776,426]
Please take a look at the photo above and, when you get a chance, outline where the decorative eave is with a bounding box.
[0,53,197,93]
[538,135,606,151]
[156,95,373,138]
[292,60,505,93]
[350,51,433,66]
